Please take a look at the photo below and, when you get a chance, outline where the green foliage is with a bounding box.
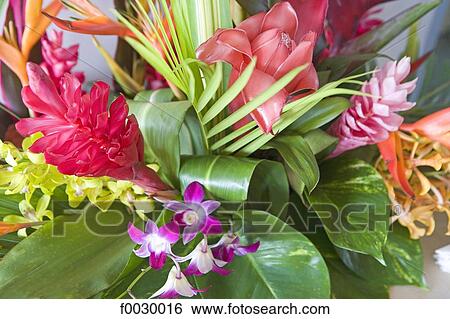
[236,0,278,15]
[0,207,136,298]
[340,1,442,55]
[195,211,330,298]
[336,224,426,288]
[308,158,390,262]
[179,155,289,216]
[265,135,319,195]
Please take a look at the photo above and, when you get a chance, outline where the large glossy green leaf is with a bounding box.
[179,156,289,216]
[0,204,135,298]
[340,1,441,55]
[195,211,330,298]
[308,158,390,262]
[286,97,350,135]
[265,135,319,195]
[307,229,389,298]
[336,224,426,287]
[129,92,207,187]
[302,129,338,157]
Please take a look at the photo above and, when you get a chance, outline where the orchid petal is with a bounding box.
[235,241,261,256]
[150,251,167,270]
[201,200,221,215]
[128,223,146,244]
[159,222,179,244]
[183,182,205,203]
[201,216,223,235]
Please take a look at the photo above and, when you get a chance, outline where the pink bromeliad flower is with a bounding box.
[40,30,85,87]
[197,1,322,133]
[329,57,417,157]
[15,63,171,196]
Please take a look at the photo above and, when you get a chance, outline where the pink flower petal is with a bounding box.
[183,182,205,204]
[261,2,298,39]
[128,223,146,244]
[237,12,265,42]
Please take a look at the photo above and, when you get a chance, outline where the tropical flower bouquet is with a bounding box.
[0,0,448,299]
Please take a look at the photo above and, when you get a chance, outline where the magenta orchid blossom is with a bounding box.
[178,238,231,276]
[128,220,179,270]
[150,265,205,299]
[164,182,222,244]
[128,181,259,298]
[211,233,260,264]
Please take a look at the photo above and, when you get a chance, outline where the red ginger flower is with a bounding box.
[40,30,85,87]
[15,63,171,196]
[197,2,319,133]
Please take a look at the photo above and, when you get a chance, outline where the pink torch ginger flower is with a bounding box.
[197,1,319,133]
[211,233,260,264]
[128,220,179,270]
[178,238,231,276]
[150,266,204,299]
[15,63,171,195]
[165,182,222,244]
[329,57,417,157]
[40,30,85,87]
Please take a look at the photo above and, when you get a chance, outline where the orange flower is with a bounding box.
[45,0,134,37]
[0,221,40,236]
[401,107,450,149]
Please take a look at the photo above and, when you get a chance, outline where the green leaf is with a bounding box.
[307,229,389,298]
[302,129,338,156]
[340,1,441,55]
[236,0,277,15]
[196,211,330,298]
[308,158,390,262]
[336,224,426,287]
[179,156,289,215]
[207,64,307,137]
[129,95,206,187]
[317,53,381,81]
[265,135,319,194]
[0,204,136,298]
[0,190,22,216]
[196,63,223,112]
[202,59,256,125]
[286,97,350,135]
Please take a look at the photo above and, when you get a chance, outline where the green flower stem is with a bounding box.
[116,266,152,299]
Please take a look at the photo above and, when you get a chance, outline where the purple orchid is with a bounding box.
[211,233,260,264]
[178,238,231,276]
[128,220,179,270]
[150,265,205,299]
[164,182,222,244]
